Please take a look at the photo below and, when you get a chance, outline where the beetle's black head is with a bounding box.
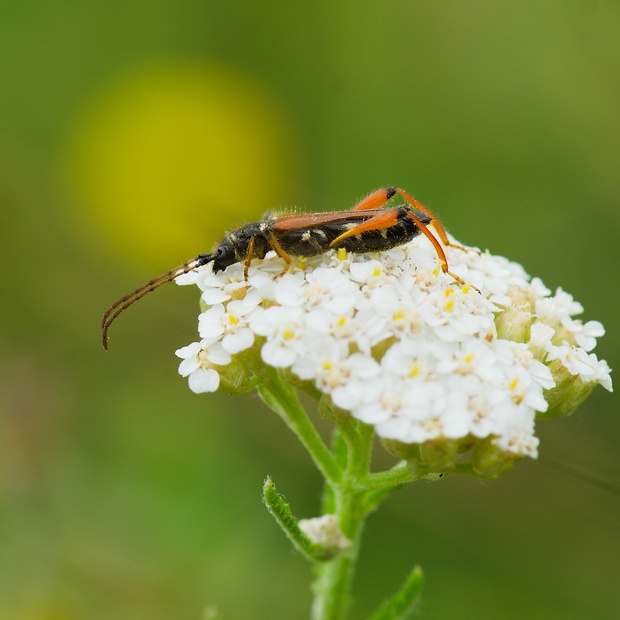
[211,237,238,273]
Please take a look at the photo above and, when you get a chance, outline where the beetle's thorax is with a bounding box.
[211,220,274,272]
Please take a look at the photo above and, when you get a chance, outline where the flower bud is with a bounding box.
[471,439,520,479]
[495,285,535,343]
[540,359,596,418]
[298,515,350,552]
[216,360,255,394]
[419,439,459,471]
[381,439,421,462]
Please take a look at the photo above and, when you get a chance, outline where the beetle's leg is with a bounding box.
[330,206,462,284]
[402,209,479,291]
[391,187,475,253]
[328,208,401,246]
[351,187,471,252]
[400,210,460,284]
[345,193,478,291]
[244,236,256,280]
[349,187,398,211]
[268,233,293,277]
[352,187,453,244]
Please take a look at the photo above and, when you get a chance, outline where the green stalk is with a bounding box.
[256,368,341,485]
[311,416,375,620]
[256,370,425,619]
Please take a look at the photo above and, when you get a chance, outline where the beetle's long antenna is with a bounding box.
[102,253,215,349]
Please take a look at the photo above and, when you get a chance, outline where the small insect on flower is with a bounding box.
[101,187,468,349]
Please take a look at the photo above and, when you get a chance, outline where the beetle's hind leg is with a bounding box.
[328,208,401,247]
[350,187,475,252]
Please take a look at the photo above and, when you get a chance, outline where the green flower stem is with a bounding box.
[367,461,418,490]
[311,417,376,620]
[311,523,362,620]
[311,474,366,618]
[363,463,418,511]
[256,370,425,619]
[256,368,341,485]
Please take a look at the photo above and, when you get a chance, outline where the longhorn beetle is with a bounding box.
[102,187,469,349]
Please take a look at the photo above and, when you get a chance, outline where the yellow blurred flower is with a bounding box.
[67,61,300,269]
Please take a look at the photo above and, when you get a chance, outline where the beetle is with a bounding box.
[102,187,467,349]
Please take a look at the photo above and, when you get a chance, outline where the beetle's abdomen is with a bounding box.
[277,207,430,257]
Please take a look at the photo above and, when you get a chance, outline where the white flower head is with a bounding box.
[176,223,612,468]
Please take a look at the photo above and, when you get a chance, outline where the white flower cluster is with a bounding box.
[175,233,612,459]
[298,514,350,551]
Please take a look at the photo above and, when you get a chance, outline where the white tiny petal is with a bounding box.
[188,368,220,393]
[198,269,229,289]
[202,288,231,305]
[178,356,201,377]
[261,340,299,368]
[175,341,203,360]
[529,322,555,347]
[247,271,278,300]
[526,358,555,390]
[222,329,255,354]
[583,320,605,337]
[198,305,226,340]
[572,319,606,352]
[592,358,613,392]
[349,260,386,285]
[530,277,551,298]
[273,272,310,306]
[175,270,201,286]
[205,342,232,366]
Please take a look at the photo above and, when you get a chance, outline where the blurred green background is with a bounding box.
[1,2,618,618]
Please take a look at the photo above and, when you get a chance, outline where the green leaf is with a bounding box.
[262,477,339,563]
[369,566,425,620]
